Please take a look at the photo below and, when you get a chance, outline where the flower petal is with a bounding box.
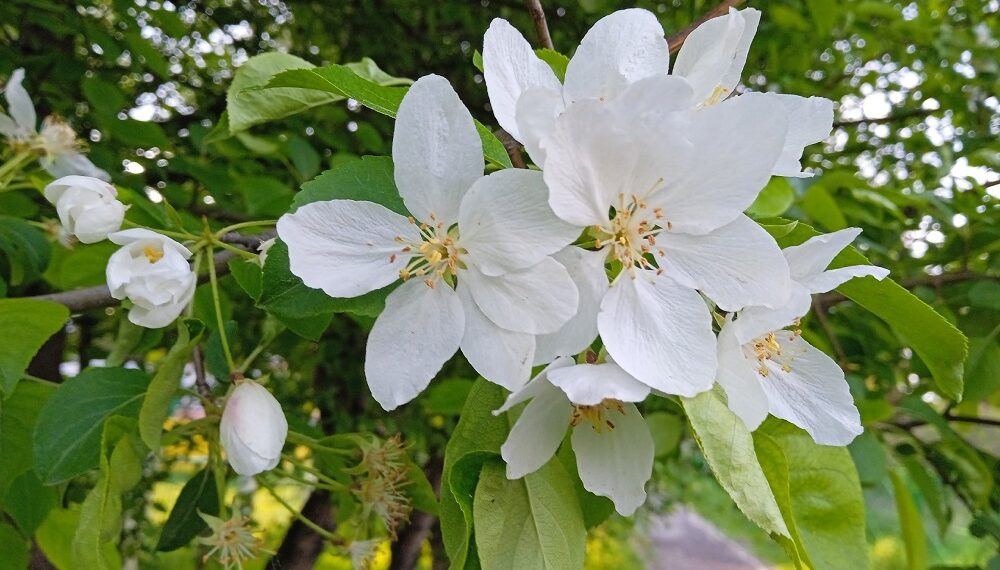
[500,380,573,479]
[802,265,890,294]
[534,247,608,365]
[277,200,417,298]
[715,322,769,431]
[743,93,834,177]
[658,215,791,311]
[458,168,580,275]
[4,69,36,132]
[671,8,760,106]
[364,279,465,410]
[757,334,863,446]
[495,357,574,414]
[650,93,788,234]
[514,86,564,168]
[457,283,535,391]
[782,227,888,292]
[548,362,649,405]
[731,284,812,344]
[483,19,562,142]
[463,258,578,335]
[563,9,669,104]
[571,403,653,515]
[45,152,111,181]
[392,74,482,224]
[599,271,716,396]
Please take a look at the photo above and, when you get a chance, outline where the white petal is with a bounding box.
[731,284,812,344]
[4,69,36,132]
[548,362,649,405]
[671,8,760,106]
[744,93,834,177]
[0,112,18,137]
[657,215,790,311]
[127,275,195,329]
[392,74,482,224]
[108,229,192,258]
[599,271,716,396]
[563,9,669,104]
[500,380,573,479]
[277,200,417,298]
[534,247,608,365]
[73,201,126,244]
[757,334,862,446]
[458,168,580,275]
[650,93,788,234]
[715,322,769,431]
[514,86,564,168]
[462,258,578,335]
[802,265,890,294]
[221,382,288,475]
[457,283,534,391]
[483,19,562,142]
[571,403,653,515]
[364,279,465,410]
[495,356,575,414]
[45,152,110,181]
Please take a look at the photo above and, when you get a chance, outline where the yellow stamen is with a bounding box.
[143,246,164,263]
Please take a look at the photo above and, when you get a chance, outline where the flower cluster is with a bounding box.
[279,7,889,515]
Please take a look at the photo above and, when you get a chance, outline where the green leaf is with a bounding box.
[898,453,949,535]
[72,419,145,570]
[800,185,846,230]
[0,216,51,288]
[847,431,887,486]
[440,379,509,569]
[3,470,58,535]
[645,411,683,458]
[139,319,205,449]
[403,454,439,515]
[343,57,413,86]
[748,177,795,217]
[36,509,121,570]
[0,381,54,504]
[775,222,968,401]
[534,48,569,82]
[227,52,341,132]
[228,257,263,301]
[888,469,928,570]
[266,66,513,169]
[0,299,67,395]
[239,175,294,217]
[556,444,614,530]
[0,522,28,570]
[292,155,407,214]
[682,389,789,538]
[473,460,586,570]
[753,418,869,570]
[156,467,220,551]
[962,323,1000,402]
[34,367,150,484]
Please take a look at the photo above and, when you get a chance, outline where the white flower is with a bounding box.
[717,228,890,445]
[539,78,793,396]
[277,75,580,409]
[671,8,834,177]
[106,229,196,328]
[220,381,288,476]
[483,8,833,177]
[0,69,110,181]
[496,357,654,515]
[43,175,125,244]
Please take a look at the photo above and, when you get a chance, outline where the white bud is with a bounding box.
[44,176,125,243]
[220,381,288,476]
[105,229,196,328]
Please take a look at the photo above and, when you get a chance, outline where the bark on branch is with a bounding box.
[524,0,554,50]
[667,0,747,53]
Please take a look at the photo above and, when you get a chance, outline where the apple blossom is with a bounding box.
[220,381,288,476]
[717,228,890,445]
[106,229,197,329]
[497,357,654,515]
[43,175,126,244]
[0,68,110,180]
[277,74,580,409]
[539,77,792,396]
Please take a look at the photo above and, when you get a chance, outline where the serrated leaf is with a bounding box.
[139,319,205,449]
[291,155,407,214]
[682,389,789,538]
[156,467,220,551]
[3,470,58,535]
[228,52,341,132]
[0,299,68,394]
[34,367,150,484]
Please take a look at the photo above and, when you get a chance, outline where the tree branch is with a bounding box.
[495,129,526,169]
[833,108,933,128]
[812,299,848,367]
[667,0,746,53]
[28,231,275,313]
[524,0,554,50]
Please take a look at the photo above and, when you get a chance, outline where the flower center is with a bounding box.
[570,399,625,433]
[394,214,466,288]
[594,191,670,274]
[34,116,79,157]
[143,245,164,264]
[744,328,802,377]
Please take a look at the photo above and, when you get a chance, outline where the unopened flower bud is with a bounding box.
[44,176,125,244]
[220,381,288,476]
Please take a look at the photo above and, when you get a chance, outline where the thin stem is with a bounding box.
[23,373,59,386]
[0,150,35,184]
[121,219,198,241]
[280,469,345,493]
[281,453,349,490]
[237,337,273,374]
[259,480,338,541]
[812,300,848,368]
[214,220,277,238]
[212,238,258,260]
[524,0,554,50]
[206,246,236,374]
[287,431,355,457]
